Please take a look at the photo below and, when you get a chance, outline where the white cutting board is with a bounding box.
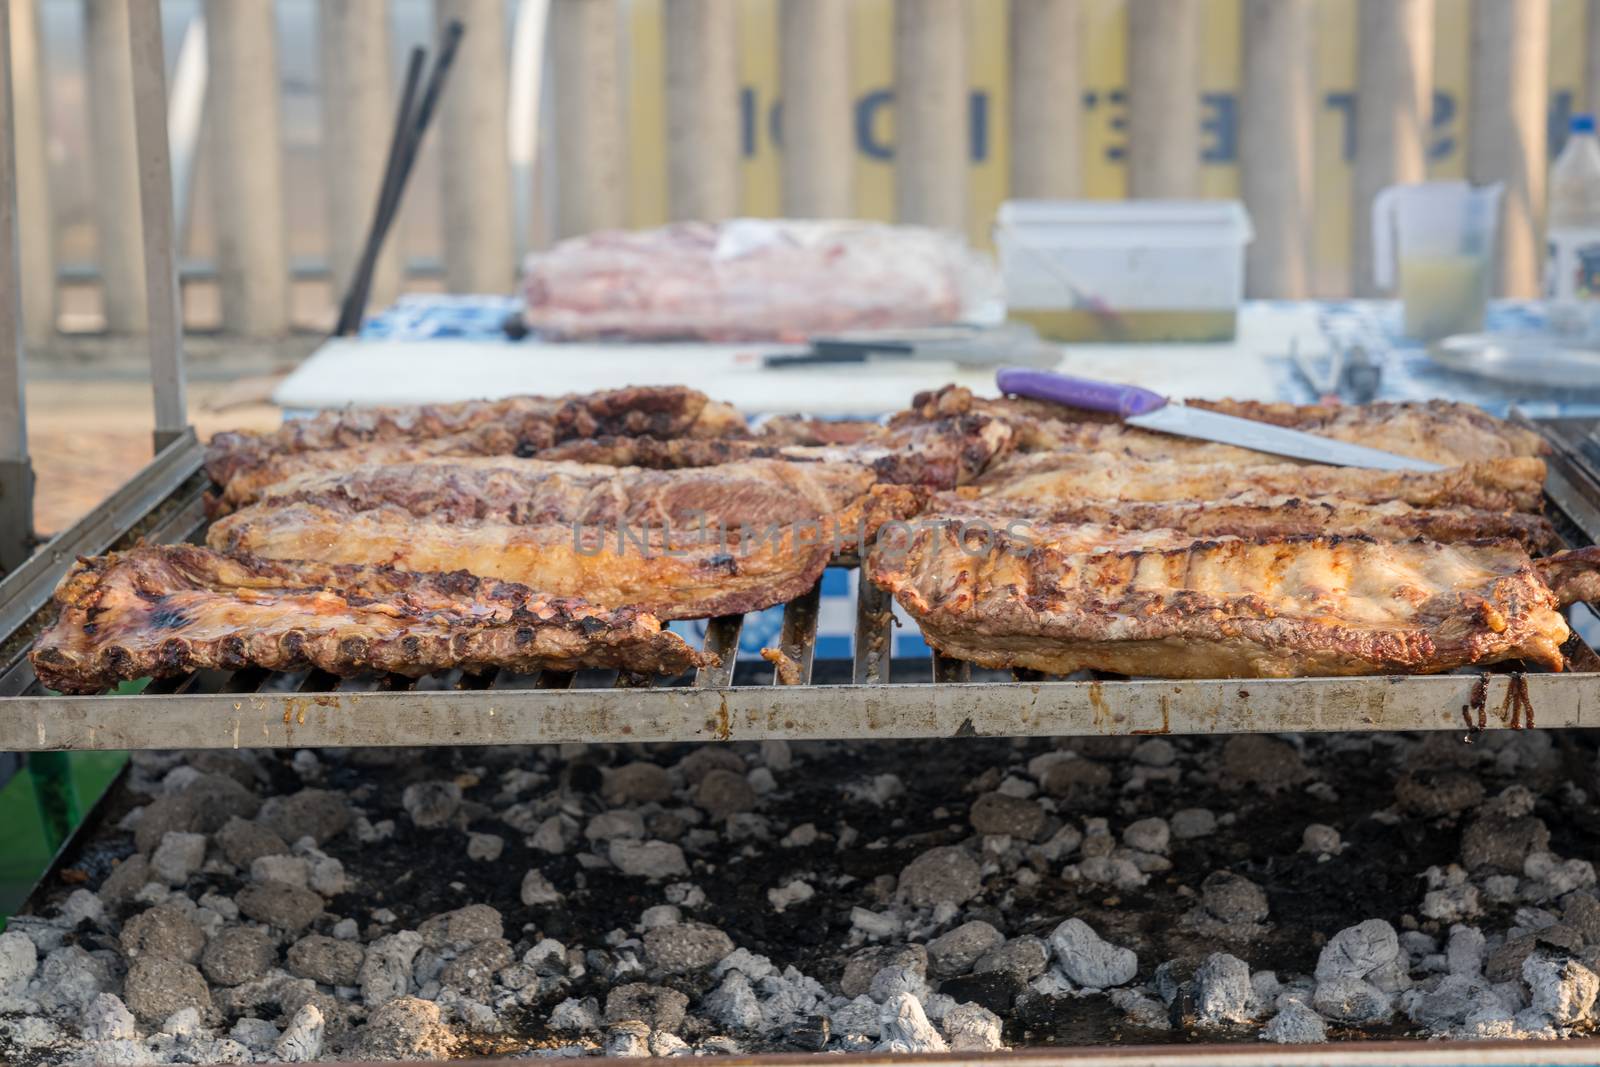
[272,307,1310,415]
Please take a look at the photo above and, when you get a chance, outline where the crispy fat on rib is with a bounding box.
[967,452,1547,514]
[868,525,1584,678]
[30,545,712,695]
[205,385,745,489]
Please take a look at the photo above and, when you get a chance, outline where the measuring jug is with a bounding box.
[1372,181,1503,340]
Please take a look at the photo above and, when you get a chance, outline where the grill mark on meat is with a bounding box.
[30,545,713,694]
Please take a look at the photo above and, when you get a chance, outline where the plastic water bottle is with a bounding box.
[1545,113,1600,337]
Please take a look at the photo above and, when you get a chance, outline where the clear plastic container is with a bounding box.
[1371,180,1502,340]
[1545,113,1600,337]
[993,200,1253,343]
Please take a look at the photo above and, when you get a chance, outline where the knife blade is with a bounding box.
[995,368,1443,472]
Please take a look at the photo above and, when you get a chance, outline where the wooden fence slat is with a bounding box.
[1241,0,1314,298]
[1589,0,1600,117]
[204,0,289,336]
[437,0,515,292]
[84,0,146,334]
[9,0,52,342]
[1353,0,1433,297]
[1469,0,1548,299]
[779,0,851,217]
[894,0,967,230]
[319,0,400,310]
[1009,0,1081,198]
[666,0,739,221]
[1127,0,1201,198]
[552,0,624,238]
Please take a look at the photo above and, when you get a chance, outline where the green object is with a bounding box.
[0,751,127,929]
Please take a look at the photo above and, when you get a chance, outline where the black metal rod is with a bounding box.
[333,21,466,338]
[333,46,427,337]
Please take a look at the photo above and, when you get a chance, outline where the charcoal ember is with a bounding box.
[927,920,1003,977]
[783,1014,830,1050]
[1220,736,1307,791]
[255,789,353,846]
[604,982,689,1031]
[968,792,1045,840]
[236,882,323,933]
[200,926,277,987]
[1394,769,1484,818]
[897,846,983,908]
[642,921,733,974]
[603,762,672,806]
[216,818,290,868]
[1202,870,1270,925]
[119,904,206,963]
[134,776,261,853]
[124,957,211,1026]
[938,971,1025,1014]
[287,934,364,987]
[1460,815,1550,873]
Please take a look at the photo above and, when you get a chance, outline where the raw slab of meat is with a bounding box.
[520,219,998,341]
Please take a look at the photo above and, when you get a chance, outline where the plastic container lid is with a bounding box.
[995,199,1253,249]
[1571,113,1596,134]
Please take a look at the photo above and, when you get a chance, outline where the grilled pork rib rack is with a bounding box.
[32,384,1600,693]
[31,545,711,695]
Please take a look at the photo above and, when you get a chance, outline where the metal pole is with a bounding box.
[665,0,740,222]
[0,0,35,570]
[1240,0,1314,298]
[320,0,401,307]
[1127,0,1202,198]
[1010,0,1082,199]
[203,0,289,336]
[436,0,515,292]
[1469,0,1549,298]
[779,0,852,217]
[1353,0,1433,296]
[127,0,189,450]
[551,0,624,238]
[9,0,55,346]
[893,0,968,231]
[84,0,147,334]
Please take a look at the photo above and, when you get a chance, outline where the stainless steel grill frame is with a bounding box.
[1,4,1597,754]
[1,416,1598,752]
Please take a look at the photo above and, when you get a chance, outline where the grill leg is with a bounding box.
[0,457,35,571]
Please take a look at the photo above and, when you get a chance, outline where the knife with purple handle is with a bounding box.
[995,368,1442,472]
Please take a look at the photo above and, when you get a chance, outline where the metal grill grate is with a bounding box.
[2,420,1599,752]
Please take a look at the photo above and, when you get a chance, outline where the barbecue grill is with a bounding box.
[2,3,1598,755]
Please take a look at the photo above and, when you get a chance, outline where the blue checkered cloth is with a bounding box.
[359,294,524,340]
[1274,300,1600,418]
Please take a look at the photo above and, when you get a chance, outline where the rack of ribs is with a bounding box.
[867,521,1600,678]
[205,385,745,491]
[207,458,923,619]
[30,545,712,695]
[933,494,1560,551]
[904,385,1548,466]
[207,411,1012,513]
[965,451,1547,514]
